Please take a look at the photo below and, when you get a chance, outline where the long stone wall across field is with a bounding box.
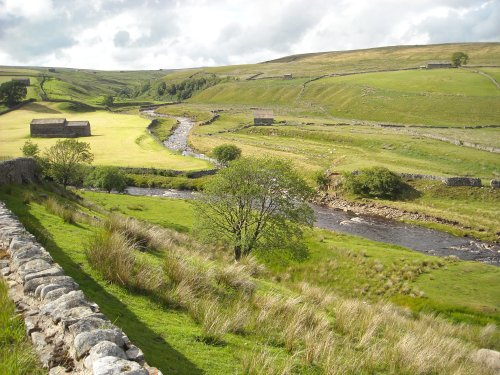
[0,157,39,185]
[0,202,162,375]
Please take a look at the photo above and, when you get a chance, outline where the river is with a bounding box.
[125,186,500,266]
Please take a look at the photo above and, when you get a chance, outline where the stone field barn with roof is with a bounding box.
[30,118,91,138]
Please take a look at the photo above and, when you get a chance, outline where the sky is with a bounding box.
[0,0,498,70]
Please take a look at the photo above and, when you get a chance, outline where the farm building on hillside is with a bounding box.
[283,73,293,79]
[426,61,453,69]
[30,118,91,138]
[254,109,274,125]
[11,78,30,86]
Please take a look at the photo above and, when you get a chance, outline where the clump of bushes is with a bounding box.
[211,144,241,166]
[85,166,128,193]
[343,167,406,199]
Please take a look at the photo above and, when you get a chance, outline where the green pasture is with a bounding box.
[191,123,500,179]
[77,190,500,325]
[0,102,211,170]
[191,69,500,126]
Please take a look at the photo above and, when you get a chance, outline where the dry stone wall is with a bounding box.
[0,158,39,185]
[0,202,162,375]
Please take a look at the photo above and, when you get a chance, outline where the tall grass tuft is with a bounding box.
[44,196,76,224]
[85,230,135,286]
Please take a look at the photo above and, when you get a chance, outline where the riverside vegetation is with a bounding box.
[0,182,498,374]
[0,42,499,373]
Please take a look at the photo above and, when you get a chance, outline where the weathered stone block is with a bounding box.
[24,275,75,294]
[18,259,53,279]
[74,329,125,359]
[84,341,127,369]
[491,179,500,189]
[24,266,64,282]
[126,345,145,364]
[67,315,111,336]
[92,356,147,375]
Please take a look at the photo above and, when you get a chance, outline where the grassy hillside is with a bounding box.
[0,184,498,374]
[192,68,500,126]
[173,43,500,79]
[0,102,211,170]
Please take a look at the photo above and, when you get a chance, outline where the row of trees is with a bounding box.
[156,75,226,101]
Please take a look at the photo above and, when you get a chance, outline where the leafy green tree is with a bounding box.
[102,95,114,107]
[86,166,128,193]
[21,140,40,158]
[212,144,242,166]
[43,140,93,187]
[314,170,330,191]
[0,81,27,106]
[451,52,469,67]
[195,157,314,260]
[343,166,405,199]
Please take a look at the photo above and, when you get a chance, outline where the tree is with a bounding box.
[0,81,27,106]
[102,95,114,107]
[43,139,93,187]
[195,157,314,260]
[212,144,242,166]
[86,166,128,193]
[451,52,469,67]
[21,140,40,158]
[343,166,405,199]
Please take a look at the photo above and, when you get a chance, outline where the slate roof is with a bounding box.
[30,118,66,125]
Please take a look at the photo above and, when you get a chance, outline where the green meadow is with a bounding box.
[0,102,210,170]
[0,184,498,374]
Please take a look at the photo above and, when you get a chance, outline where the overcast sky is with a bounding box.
[0,0,498,70]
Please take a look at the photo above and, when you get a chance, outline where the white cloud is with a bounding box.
[0,0,497,69]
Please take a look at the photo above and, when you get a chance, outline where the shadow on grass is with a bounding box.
[1,193,203,375]
[26,103,62,114]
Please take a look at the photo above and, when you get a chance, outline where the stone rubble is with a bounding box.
[0,202,162,375]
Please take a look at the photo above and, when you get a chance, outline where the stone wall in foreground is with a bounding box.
[0,202,162,375]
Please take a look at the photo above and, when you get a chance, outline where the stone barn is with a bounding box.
[426,61,452,69]
[30,118,91,138]
[283,73,293,79]
[253,109,274,125]
[11,78,30,85]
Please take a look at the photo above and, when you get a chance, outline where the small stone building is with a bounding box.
[283,73,293,79]
[11,78,30,86]
[30,118,91,138]
[253,109,274,125]
[426,61,453,69]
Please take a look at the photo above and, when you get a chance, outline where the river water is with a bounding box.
[141,109,216,163]
[125,186,500,266]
